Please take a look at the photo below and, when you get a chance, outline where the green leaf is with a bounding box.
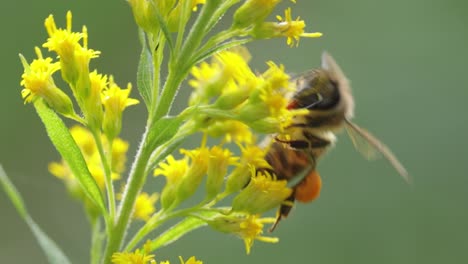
[34,100,106,214]
[149,217,207,251]
[189,38,250,72]
[136,29,154,108]
[149,137,184,171]
[147,116,183,151]
[0,165,72,264]
[149,1,174,54]
[205,0,239,32]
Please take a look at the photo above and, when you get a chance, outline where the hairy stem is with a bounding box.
[101,126,153,263]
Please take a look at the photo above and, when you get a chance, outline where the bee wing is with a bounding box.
[345,124,381,160]
[344,119,410,183]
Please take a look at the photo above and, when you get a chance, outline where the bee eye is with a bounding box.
[304,93,323,109]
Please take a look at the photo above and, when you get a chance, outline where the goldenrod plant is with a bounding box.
[0,1,321,263]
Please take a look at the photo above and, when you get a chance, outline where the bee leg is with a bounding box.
[270,194,296,232]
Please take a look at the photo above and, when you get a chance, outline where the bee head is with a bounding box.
[293,69,340,110]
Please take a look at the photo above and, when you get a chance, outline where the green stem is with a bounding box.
[205,0,240,32]
[124,206,224,252]
[123,211,165,252]
[176,0,220,67]
[153,68,183,121]
[189,28,244,66]
[174,0,192,53]
[90,218,103,264]
[101,127,153,263]
[92,130,116,223]
[153,0,220,120]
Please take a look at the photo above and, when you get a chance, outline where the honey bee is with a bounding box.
[263,52,409,231]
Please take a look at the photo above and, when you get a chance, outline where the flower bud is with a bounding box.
[176,148,210,203]
[233,0,281,29]
[205,146,237,200]
[232,170,292,214]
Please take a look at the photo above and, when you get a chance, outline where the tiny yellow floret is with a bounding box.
[276,8,323,47]
[112,250,155,264]
[232,169,292,214]
[133,192,158,221]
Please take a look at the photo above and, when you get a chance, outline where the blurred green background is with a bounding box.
[1,0,467,263]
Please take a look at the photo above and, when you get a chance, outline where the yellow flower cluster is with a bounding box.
[189,49,307,135]
[20,11,139,140]
[150,47,306,253]
[152,139,288,253]
[17,0,325,260]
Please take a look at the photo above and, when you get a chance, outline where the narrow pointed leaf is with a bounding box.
[137,29,153,108]
[147,116,183,150]
[190,38,250,71]
[0,165,72,264]
[149,137,184,171]
[150,1,174,53]
[149,217,207,251]
[34,100,106,214]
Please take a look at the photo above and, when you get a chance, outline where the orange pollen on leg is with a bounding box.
[295,170,322,203]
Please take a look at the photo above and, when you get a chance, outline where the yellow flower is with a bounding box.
[43,11,83,65]
[133,192,158,221]
[239,62,289,116]
[233,0,282,28]
[276,8,323,47]
[48,161,82,198]
[180,256,202,264]
[262,61,291,92]
[19,48,74,116]
[112,250,155,264]
[111,138,130,175]
[43,11,100,84]
[238,215,279,254]
[207,213,278,254]
[127,0,159,33]
[232,169,292,214]
[49,125,128,198]
[189,61,221,90]
[41,11,105,128]
[215,51,257,87]
[177,147,210,202]
[81,70,106,129]
[206,146,238,200]
[87,162,107,189]
[154,155,189,209]
[239,145,271,169]
[204,120,254,144]
[225,145,270,194]
[188,61,224,105]
[192,50,259,109]
[70,126,97,156]
[191,0,205,11]
[154,155,189,183]
[102,77,139,140]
